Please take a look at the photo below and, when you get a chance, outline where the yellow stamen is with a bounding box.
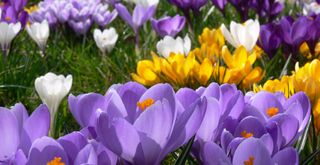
[47,157,65,165]
[244,156,254,165]
[137,98,155,111]
[241,131,253,138]
[266,107,279,117]
[24,5,39,14]
[5,17,11,21]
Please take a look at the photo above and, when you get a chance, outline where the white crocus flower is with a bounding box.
[35,72,73,136]
[93,27,118,55]
[0,22,21,56]
[26,20,50,54]
[303,2,320,15]
[156,34,191,58]
[221,19,260,52]
[135,0,159,7]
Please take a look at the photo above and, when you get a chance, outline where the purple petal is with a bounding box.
[74,144,98,165]
[201,142,231,165]
[115,3,134,29]
[0,108,19,161]
[27,136,68,165]
[233,138,273,165]
[272,147,299,165]
[97,112,140,163]
[20,104,50,155]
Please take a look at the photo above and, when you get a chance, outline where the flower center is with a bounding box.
[137,98,155,110]
[266,107,279,117]
[47,157,65,165]
[244,156,254,165]
[241,131,253,138]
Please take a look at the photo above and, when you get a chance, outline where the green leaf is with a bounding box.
[174,136,195,165]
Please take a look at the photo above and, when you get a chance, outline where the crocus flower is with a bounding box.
[69,82,206,164]
[211,0,227,11]
[156,34,191,58]
[0,0,28,26]
[35,72,73,136]
[115,3,156,37]
[0,21,21,57]
[58,131,118,164]
[26,20,50,54]
[221,19,260,52]
[27,136,69,165]
[151,15,186,37]
[27,2,58,26]
[0,103,50,164]
[93,27,119,55]
[258,24,281,58]
[168,0,207,14]
[201,138,299,165]
[303,2,320,15]
[278,16,317,57]
[243,91,311,147]
[250,0,284,21]
[92,3,118,28]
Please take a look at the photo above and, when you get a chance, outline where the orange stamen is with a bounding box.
[47,157,65,165]
[137,98,155,110]
[266,107,279,117]
[244,156,254,165]
[241,131,253,139]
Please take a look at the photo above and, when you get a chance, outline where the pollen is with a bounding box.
[47,157,65,165]
[241,131,253,138]
[137,98,155,110]
[266,107,279,117]
[244,156,254,165]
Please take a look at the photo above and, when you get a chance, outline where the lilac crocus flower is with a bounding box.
[258,23,281,58]
[58,131,118,164]
[242,91,311,147]
[28,0,58,26]
[67,0,97,35]
[0,103,50,163]
[151,15,186,37]
[93,3,118,28]
[115,3,156,34]
[69,82,207,164]
[26,136,69,165]
[201,138,299,165]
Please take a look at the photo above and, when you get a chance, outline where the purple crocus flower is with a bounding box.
[168,0,208,14]
[92,3,118,28]
[201,138,299,165]
[0,103,50,163]
[151,15,186,37]
[0,0,28,27]
[250,0,284,21]
[58,131,118,164]
[69,82,207,164]
[67,0,97,35]
[29,0,58,26]
[115,3,156,34]
[211,0,227,11]
[26,136,69,165]
[242,91,311,147]
[278,16,314,56]
[258,23,281,58]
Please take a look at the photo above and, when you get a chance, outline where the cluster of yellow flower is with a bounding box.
[300,42,320,60]
[132,28,264,89]
[255,59,320,131]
